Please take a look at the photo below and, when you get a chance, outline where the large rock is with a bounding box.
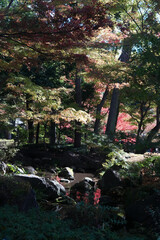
[59,167,74,180]
[60,178,70,183]
[70,178,95,203]
[84,177,95,187]
[98,169,122,194]
[18,188,38,212]
[0,176,38,211]
[71,178,95,194]
[14,174,66,200]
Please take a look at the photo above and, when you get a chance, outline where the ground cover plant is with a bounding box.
[0,205,146,240]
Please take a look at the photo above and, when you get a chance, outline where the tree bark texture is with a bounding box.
[36,123,40,144]
[105,87,120,139]
[49,120,56,146]
[28,120,34,144]
[118,37,133,63]
[156,106,160,125]
[26,95,34,144]
[94,86,108,134]
[105,37,134,139]
[136,102,150,146]
[74,70,82,148]
[144,107,160,149]
[74,121,81,148]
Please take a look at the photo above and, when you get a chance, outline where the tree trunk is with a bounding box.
[26,94,34,144]
[75,70,82,107]
[36,123,40,144]
[28,120,34,144]
[145,122,160,146]
[49,120,56,146]
[118,37,133,63]
[43,123,47,146]
[145,106,160,147]
[156,106,160,125]
[74,69,82,148]
[135,102,150,148]
[94,86,108,134]
[136,102,145,145]
[74,121,81,148]
[136,123,160,154]
[105,38,133,139]
[105,87,120,139]
[136,106,160,153]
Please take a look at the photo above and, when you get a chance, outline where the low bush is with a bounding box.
[101,153,160,182]
[0,146,19,162]
[0,205,146,240]
[0,205,118,240]
[64,201,126,228]
[123,155,160,180]
[84,133,120,155]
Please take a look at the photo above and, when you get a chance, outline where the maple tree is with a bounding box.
[86,36,129,136]
[0,0,115,146]
[0,0,160,152]
[96,0,160,148]
[1,74,92,144]
[119,0,160,151]
[121,84,155,142]
[0,0,112,68]
[126,40,160,152]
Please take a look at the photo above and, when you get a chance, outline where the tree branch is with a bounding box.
[135,0,144,30]
[117,2,142,33]
[5,0,15,12]
[0,24,83,39]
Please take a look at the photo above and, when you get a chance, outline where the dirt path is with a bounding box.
[126,153,145,162]
[62,172,99,191]
[126,153,160,162]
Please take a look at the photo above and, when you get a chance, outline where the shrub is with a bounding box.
[0,204,147,240]
[84,133,119,154]
[0,147,19,162]
[124,155,160,179]
[148,206,160,238]
[0,205,121,240]
[102,149,129,171]
[64,202,126,229]
[102,154,160,181]
[148,156,160,176]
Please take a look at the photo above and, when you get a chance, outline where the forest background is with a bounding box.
[0,0,160,154]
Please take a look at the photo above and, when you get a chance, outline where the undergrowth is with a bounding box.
[0,205,146,240]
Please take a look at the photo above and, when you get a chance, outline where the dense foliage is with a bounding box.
[0,205,145,240]
[0,1,160,239]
